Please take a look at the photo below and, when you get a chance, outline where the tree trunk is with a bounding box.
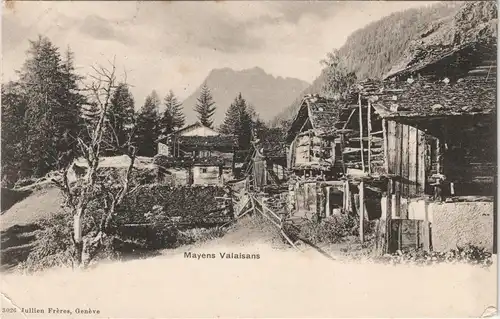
[73,213,84,267]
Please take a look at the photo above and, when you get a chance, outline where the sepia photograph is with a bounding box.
[1,0,498,318]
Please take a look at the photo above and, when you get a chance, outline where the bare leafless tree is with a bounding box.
[52,58,138,268]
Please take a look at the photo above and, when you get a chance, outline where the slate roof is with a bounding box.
[349,70,496,119]
[286,95,343,142]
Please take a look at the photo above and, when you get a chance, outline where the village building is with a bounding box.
[244,127,288,190]
[286,95,344,179]
[286,38,496,253]
[155,122,237,186]
[285,95,350,220]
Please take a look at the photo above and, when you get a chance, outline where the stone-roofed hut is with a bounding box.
[340,24,497,253]
[285,4,497,252]
[286,95,344,179]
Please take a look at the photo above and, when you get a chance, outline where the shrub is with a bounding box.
[289,214,359,244]
[114,184,227,225]
[375,244,493,267]
[14,183,231,272]
[16,213,74,272]
[176,227,227,246]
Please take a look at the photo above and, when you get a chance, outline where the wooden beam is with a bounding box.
[340,132,346,174]
[436,138,442,174]
[402,124,409,198]
[359,181,365,243]
[307,132,312,162]
[350,136,383,142]
[325,186,331,217]
[342,109,357,130]
[358,94,365,173]
[382,119,389,174]
[391,193,397,219]
[422,201,430,251]
[342,181,347,213]
[298,118,311,135]
[408,127,418,196]
[368,101,372,175]
[417,129,426,195]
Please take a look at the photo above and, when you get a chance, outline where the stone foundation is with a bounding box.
[429,201,494,252]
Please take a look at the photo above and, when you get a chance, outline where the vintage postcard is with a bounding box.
[1,0,497,318]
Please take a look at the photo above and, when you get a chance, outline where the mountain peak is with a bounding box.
[243,66,266,74]
[182,67,310,125]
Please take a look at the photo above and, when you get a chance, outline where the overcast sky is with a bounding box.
[2,1,437,106]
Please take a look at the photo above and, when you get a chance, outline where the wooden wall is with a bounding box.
[339,102,385,175]
[293,134,333,167]
[385,114,495,222]
[386,120,427,219]
[407,115,496,197]
[441,116,496,196]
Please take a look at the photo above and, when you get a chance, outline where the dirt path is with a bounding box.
[2,213,497,318]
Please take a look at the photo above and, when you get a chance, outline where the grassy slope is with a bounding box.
[0,187,64,231]
[1,187,65,270]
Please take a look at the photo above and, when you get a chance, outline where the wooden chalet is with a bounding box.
[286,95,344,180]
[339,37,497,253]
[286,33,496,253]
[155,122,237,185]
[285,96,360,221]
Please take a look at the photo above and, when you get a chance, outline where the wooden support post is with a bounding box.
[345,180,351,213]
[359,181,365,243]
[391,193,397,219]
[340,135,346,174]
[367,101,372,174]
[436,138,441,174]
[358,94,365,173]
[422,200,430,251]
[325,186,331,217]
[307,132,312,162]
[382,119,389,174]
[343,181,349,213]
[264,160,268,186]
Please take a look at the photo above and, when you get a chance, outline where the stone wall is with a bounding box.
[429,201,494,252]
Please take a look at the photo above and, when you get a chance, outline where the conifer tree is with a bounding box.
[194,83,216,128]
[321,50,357,100]
[13,36,84,177]
[134,90,161,156]
[159,90,185,135]
[105,82,135,153]
[219,93,253,150]
[1,82,28,185]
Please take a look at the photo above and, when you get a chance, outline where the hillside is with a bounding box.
[272,2,463,124]
[181,67,310,126]
[386,1,497,78]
